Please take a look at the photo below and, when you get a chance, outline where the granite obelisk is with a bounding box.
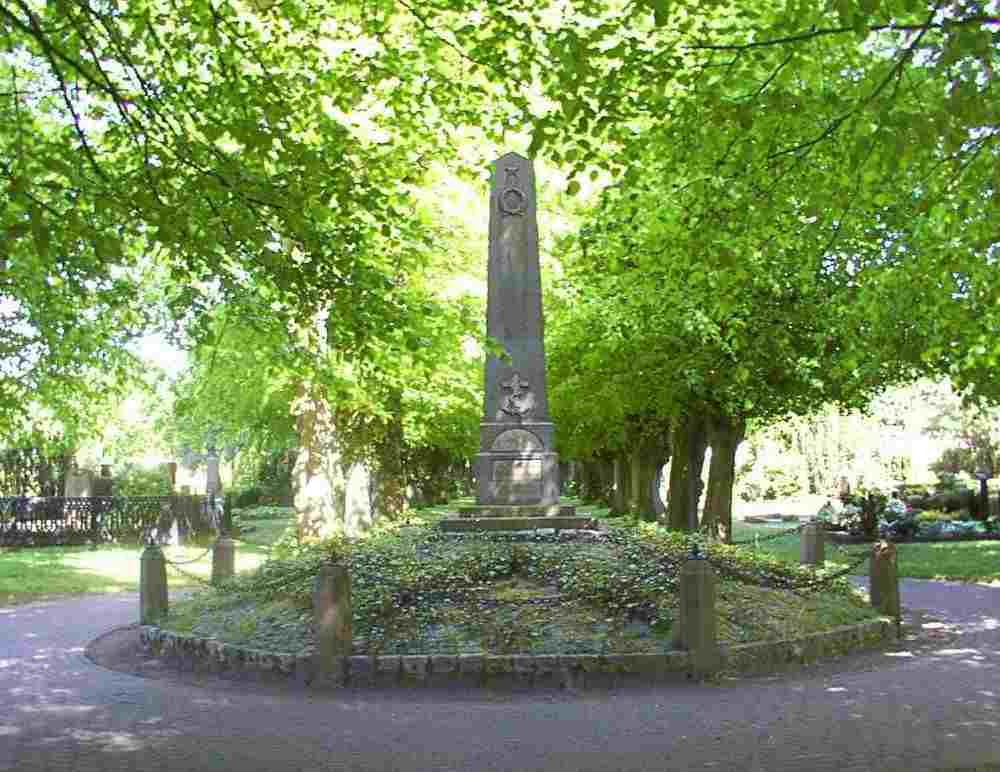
[469,152,571,517]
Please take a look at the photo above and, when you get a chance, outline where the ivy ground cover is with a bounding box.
[162,525,879,656]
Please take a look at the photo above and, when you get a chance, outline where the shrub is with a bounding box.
[234,487,262,508]
[881,498,908,522]
[233,505,294,521]
[916,509,955,524]
[879,512,920,539]
[113,463,172,496]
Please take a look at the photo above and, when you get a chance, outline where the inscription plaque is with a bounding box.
[493,459,543,497]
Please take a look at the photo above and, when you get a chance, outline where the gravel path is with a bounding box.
[1,579,998,772]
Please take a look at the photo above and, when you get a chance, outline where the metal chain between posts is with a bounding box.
[163,560,213,586]
[704,542,875,598]
[161,544,214,565]
[157,544,215,586]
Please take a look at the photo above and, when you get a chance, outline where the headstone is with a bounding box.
[205,454,221,497]
[92,475,113,497]
[64,469,94,497]
[471,152,567,516]
[800,522,825,566]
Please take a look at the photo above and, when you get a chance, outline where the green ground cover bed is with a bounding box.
[162,524,879,657]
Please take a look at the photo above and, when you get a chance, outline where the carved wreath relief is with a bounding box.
[499,372,534,418]
[498,165,526,217]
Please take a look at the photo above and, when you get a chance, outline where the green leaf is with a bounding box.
[648,0,670,26]
[566,180,581,196]
[30,206,50,257]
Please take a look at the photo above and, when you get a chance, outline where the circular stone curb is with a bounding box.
[139,617,898,690]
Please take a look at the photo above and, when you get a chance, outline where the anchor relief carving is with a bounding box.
[498,372,534,418]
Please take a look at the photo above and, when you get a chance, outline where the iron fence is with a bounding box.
[0,495,219,546]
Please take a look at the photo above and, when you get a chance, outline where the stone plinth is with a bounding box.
[439,516,596,533]
[457,504,577,518]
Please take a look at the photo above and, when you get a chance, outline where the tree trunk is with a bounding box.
[576,459,598,504]
[293,384,352,540]
[371,391,407,521]
[628,439,669,521]
[667,411,708,531]
[598,454,616,508]
[612,454,629,515]
[702,414,746,543]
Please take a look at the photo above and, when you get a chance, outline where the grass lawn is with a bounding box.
[731,522,1000,583]
[0,515,292,606]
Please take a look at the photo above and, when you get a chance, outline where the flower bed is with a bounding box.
[816,494,999,543]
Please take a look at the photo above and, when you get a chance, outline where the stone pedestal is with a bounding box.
[476,422,560,507]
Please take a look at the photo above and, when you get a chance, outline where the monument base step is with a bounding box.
[457,504,577,519]
[439,516,596,532]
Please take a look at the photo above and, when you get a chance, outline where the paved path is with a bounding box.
[1,580,999,772]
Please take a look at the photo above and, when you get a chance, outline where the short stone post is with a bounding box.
[211,537,236,585]
[140,544,168,624]
[869,541,901,624]
[673,549,720,676]
[314,564,353,683]
[800,522,825,567]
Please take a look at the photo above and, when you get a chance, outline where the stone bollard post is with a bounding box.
[869,540,901,627]
[140,544,168,624]
[314,564,353,683]
[672,553,720,676]
[800,522,825,567]
[211,537,236,585]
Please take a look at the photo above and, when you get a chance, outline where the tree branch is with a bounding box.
[684,15,999,52]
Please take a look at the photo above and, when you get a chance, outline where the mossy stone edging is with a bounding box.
[138,617,897,689]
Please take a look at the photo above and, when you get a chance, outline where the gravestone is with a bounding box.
[205,454,222,498]
[64,469,94,497]
[443,152,585,531]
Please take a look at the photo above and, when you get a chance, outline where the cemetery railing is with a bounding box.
[0,495,220,546]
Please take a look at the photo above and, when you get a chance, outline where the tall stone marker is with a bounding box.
[447,152,585,530]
